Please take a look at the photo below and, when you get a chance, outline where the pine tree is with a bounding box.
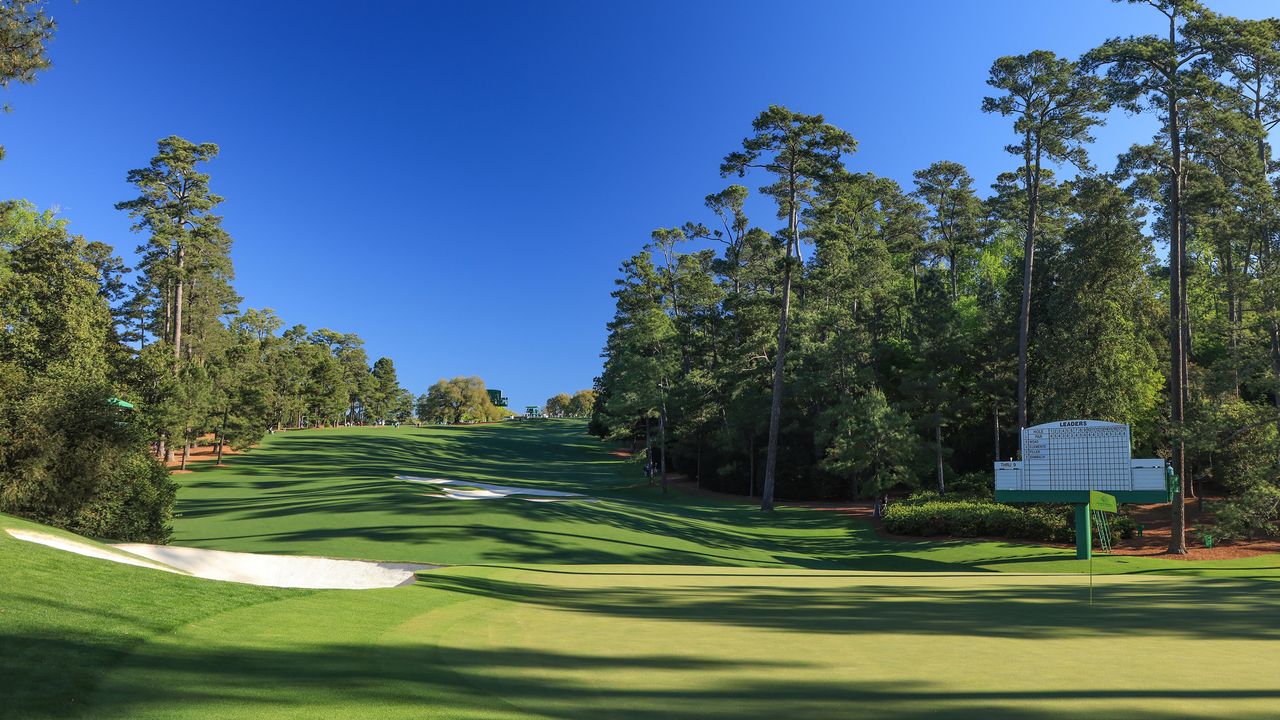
[984,50,1107,432]
[0,0,55,161]
[117,137,237,459]
[1086,0,1210,553]
[720,106,856,510]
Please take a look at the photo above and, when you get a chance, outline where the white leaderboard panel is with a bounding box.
[1022,420,1132,491]
[995,419,1167,496]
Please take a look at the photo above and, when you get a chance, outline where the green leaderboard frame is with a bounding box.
[994,420,1176,560]
[995,490,1170,505]
[994,489,1169,560]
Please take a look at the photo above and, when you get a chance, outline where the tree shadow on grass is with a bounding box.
[9,631,1271,720]
[174,425,935,568]
[169,424,1161,573]
[418,570,1280,642]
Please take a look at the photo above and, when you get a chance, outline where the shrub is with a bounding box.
[0,375,176,543]
[1214,484,1280,540]
[883,498,1072,543]
[948,472,994,499]
[884,496,1141,546]
[902,490,942,504]
[1110,513,1137,540]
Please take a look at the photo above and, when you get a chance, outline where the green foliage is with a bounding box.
[365,357,404,423]
[1033,178,1164,432]
[947,471,995,500]
[0,0,55,160]
[1215,484,1280,540]
[818,388,919,498]
[423,376,507,423]
[883,499,1072,543]
[0,203,174,541]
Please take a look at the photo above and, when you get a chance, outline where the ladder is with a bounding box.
[1092,509,1113,553]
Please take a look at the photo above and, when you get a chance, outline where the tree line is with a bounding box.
[545,390,597,418]
[0,133,430,539]
[417,376,514,424]
[591,0,1280,552]
[0,2,506,540]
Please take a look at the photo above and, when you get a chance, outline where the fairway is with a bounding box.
[5,420,1280,719]
[12,3,1280,717]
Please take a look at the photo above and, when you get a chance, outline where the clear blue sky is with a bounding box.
[0,0,1272,409]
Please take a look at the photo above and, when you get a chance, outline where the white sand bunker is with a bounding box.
[396,476,596,502]
[7,529,179,572]
[114,544,432,589]
[7,528,432,590]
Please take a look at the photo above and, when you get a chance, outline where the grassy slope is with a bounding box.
[8,549,1280,719]
[6,420,1280,719]
[0,515,301,718]
[169,420,1280,575]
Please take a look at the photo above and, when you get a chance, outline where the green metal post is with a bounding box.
[1074,503,1091,560]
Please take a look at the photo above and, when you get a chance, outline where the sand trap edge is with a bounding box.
[5,527,435,590]
[396,475,598,502]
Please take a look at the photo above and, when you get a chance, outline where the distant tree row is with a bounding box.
[592,1,1280,552]
[544,390,597,418]
[0,2,433,539]
[417,377,513,424]
[0,134,423,540]
[114,138,421,458]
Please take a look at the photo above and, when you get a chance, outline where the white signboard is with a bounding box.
[1020,419,1133,491]
[994,419,1168,497]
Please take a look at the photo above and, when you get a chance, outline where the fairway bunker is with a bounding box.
[396,475,597,502]
[6,528,432,589]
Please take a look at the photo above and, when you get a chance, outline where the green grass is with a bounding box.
[5,420,1280,718]
[168,421,1280,575]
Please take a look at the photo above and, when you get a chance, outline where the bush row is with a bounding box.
[883,497,1134,545]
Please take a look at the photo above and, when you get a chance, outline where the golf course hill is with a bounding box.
[5,420,1280,719]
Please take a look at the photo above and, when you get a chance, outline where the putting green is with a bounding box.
[5,420,1280,719]
[48,566,1280,719]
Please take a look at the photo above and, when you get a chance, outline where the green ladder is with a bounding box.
[1092,509,1113,553]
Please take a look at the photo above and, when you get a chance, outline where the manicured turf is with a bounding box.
[5,420,1280,718]
[167,421,1280,575]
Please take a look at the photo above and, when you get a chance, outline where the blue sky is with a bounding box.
[1,0,1273,409]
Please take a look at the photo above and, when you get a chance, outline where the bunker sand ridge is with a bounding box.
[5,527,434,589]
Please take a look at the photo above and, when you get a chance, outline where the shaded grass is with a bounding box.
[7,421,1280,719]
[169,420,1280,575]
[0,514,302,719]
[13,561,1280,720]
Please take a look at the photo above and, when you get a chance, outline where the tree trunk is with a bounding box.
[180,441,189,471]
[1167,32,1188,554]
[1016,134,1039,432]
[173,246,184,360]
[644,415,653,486]
[935,423,945,494]
[761,174,801,512]
[216,406,229,466]
[658,399,668,494]
[1180,205,1195,501]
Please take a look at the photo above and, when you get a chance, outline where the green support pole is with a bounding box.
[1074,504,1091,559]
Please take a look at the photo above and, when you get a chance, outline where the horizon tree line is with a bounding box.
[592,0,1280,553]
